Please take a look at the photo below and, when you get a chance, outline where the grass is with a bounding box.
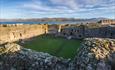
[22,34,82,59]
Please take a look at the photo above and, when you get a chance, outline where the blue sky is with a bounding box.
[0,0,115,19]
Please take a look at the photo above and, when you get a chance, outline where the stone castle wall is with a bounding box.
[100,19,115,25]
[60,25,115,39]
[0,24,115,44]
[0,24,47,44]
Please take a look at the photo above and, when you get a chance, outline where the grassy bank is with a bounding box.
[22,34,82,59]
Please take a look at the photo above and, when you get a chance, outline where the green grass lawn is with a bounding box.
[22,34,82,59]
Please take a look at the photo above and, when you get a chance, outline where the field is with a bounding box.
[22,34,82,59]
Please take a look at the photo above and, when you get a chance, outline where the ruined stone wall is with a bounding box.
[100,19,115,25]
[0,24,115,44]
[0,24,47,44]
[59,25,115,39]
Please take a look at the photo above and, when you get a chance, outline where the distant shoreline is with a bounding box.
[0,20,97,24]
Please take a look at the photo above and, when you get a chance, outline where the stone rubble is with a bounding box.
[0,43,70,70]
[72,38,115,70]
[0,38,115,70]
[0,43,21,55]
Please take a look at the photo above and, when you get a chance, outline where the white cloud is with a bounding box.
[1,0,114,18]
[49,0,79,10]
[21,0,77,14]
[20,0,115,16]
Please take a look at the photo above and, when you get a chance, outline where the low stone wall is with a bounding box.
[0,24,46,44]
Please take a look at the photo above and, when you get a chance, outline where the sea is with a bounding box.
[0,20,92,24]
